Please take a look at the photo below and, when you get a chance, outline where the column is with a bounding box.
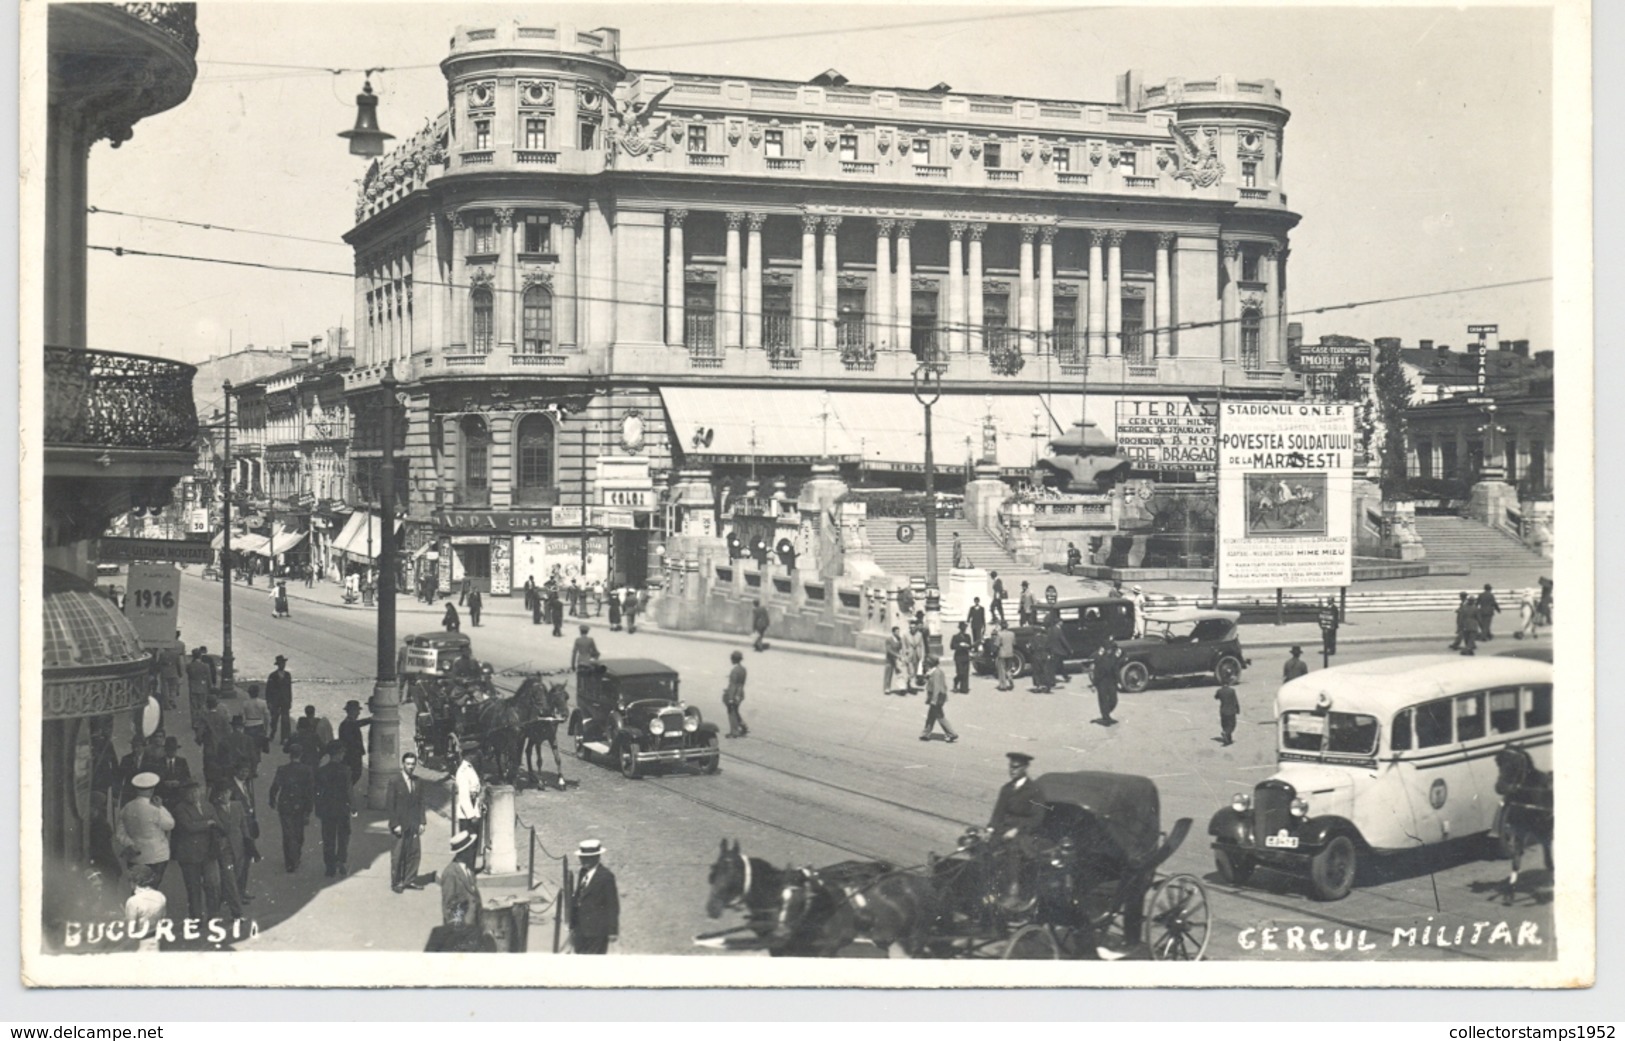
[1277,246,1290,367]
[874,220,894,351]
[799,213,818,350]
[745,212,766,349]
[1086,230,1105,355]
[722,211,744,348]
[1220,238,1240,362]
[947,223,966,354]
[894,220,914,352]
[495,208,517,351]
[666,210,687,347]
[967,223,985,353]
[449,213,468,350]
[1038,226,1056,353]
[820,215,841,349]
[1018,226,1036,349]
[1154,232,1173,359]
[1106,230,1124,356]
[558,207,581,348]
[1263,243,1281,365]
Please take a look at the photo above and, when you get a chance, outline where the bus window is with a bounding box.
[1524,684,1552,728]
[1455,692,1485,741]
[1415,699,1453,748]
[1390,709,1412,751]
[1326,713,1379,755]
[1488,688,1521,734]
[1281,712,1326,753]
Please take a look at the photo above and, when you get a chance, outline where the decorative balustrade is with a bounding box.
[45,346,198,450]
[767,348,800,371]
[1057,172,1091,186]
[117,3,200,54]
[841,161,878,175]
[688,153,728,168]
[913,165,949,180]
[987,170,1022,184]
[515,150,559,165]
[1125,176,1158,188]
[1239,187,1271,200]
[460,151,494,166]
[765,157,803,171]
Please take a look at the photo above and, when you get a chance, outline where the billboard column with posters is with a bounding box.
[1217,402,1355,589]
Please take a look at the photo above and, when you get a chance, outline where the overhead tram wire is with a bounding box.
[88,206,349,248]
[87,243,1552,346]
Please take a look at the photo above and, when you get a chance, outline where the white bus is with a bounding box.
[1207,654,1552,900]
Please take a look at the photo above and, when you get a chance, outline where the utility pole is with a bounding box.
[367,368,401,810]
[219,381,236,698]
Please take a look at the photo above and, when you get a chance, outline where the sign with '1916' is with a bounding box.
[123,563,182,647]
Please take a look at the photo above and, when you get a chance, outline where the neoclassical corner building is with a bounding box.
[343,21,1303,595]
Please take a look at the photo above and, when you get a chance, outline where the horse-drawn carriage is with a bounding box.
[700,771,1210,960]
[410,668,571,789]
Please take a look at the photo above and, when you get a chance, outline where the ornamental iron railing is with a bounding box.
[45,346,198,451]
[116,3,199,55]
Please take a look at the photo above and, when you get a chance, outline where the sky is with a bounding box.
[67,1,1558,366]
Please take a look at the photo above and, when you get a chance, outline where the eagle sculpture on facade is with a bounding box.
[1167,122,1225,188]
[607,85,676,159]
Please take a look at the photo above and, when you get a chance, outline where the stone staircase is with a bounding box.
[864,517,1015,580]
[1414,515,1548,570]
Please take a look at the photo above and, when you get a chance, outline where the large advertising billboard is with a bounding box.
[1217,402,1356,588]
[1114,399,1218,472]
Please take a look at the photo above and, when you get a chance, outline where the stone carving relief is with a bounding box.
[517,80,555,108]
[606,85,675,159]
[727,120,744,147]
[577,86,602,111]
[824,128,839,150]
[877,128,893,153]
[969,140,982,159]
[466,80,497,110]
[1088,141,1105,166]
[748,123,763,147]
[1168,123,1225,188]
[469,268,494,289]
[836,273,867,290]
[912,276,939,291]
[522,270,554,290]
[685,265,719,284]
[1237,128,1265,158]
[804,125,819,150]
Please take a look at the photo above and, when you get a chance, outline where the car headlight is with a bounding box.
[684,708,700,733]
[1290,798,1309,818]
[1231,792,1252,813]
[648,717,666,737]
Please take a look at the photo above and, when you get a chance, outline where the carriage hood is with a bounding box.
[1034,771,1161,864]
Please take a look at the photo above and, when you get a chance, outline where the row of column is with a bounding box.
[448,207,581,353]
[1218,238,1284,366]
[663,212,1198,359]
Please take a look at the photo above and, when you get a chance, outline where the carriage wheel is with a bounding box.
[1145,874,1211,961]
[1002,923,1061,960]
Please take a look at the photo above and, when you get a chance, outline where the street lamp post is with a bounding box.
[367,369,401,810]
[912,362,944,655]
[220,381,236,698]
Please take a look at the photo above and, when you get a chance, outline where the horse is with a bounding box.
[1493,745,1554,905]
[514,675,571,789]
[467,686,534,787]
[705,840,889,957]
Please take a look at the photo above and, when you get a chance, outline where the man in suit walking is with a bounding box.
[386,752,427,892]
[751,600,771,652]
[265,655,294,747]
[314,740,354,878]
[919,657,959,743]
[569,839,620,954]
[467,589,483,627]
[966,597,987,648]
[268,744,315,872]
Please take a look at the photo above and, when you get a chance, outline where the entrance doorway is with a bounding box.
[454,542,492,593]
[612,530,649,588]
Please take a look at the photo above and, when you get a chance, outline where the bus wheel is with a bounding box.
[1308,836,1357,901]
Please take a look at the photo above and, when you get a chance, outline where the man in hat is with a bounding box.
[123,864,168,953]
[468,588,483,627]
[387,753,427,892]
[994,620,1018,692]
[170,780,221,920]
[988,752,1044,908]
[547,587,564,637]
[268,743,316,872]
[950,621,975,694]
[1091,636,1120,726]
[1018,580,1037,627]
[155,735,193,811]
[571,625,600,674]
[1476,582,1501,641]
[966,596,987,649]
[919,657,959,743]
[119,735,164,806]
[1451,592,1479,655]
[241,683,269,754]
[185,647,214,718]
[989,571,1006,625]
[225,715,260,788]
[156,632,184,710]
[1215,681,1241,746]
[1129,585,1147,637]
[723,650,749,738]
[569,839,620,954]
[1283,645,1310,683]
[883,626,904,696]
[452,743,484,871]
[115,771,174,886]
[265,655,294,746]
[314,740,354,878]
[751,599,771,652]
[208,783,248,919]
[441,832,483,929]
[338,700,373,788]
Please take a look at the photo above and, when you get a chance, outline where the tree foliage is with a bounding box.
[1371,342,1415,497]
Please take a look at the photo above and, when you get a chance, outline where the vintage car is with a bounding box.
[1113,608,1248,692]
[397,631,474,703]
[569,657,721,779]
[972,596,1136,678]
[1208,654,1552,901]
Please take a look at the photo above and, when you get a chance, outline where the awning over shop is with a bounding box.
[659,387,1137,472]
[330,511,402,561]
[261,530,308,557]
[232,533,270,555]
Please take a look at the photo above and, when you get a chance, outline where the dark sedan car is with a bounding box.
[569,658,721,779]
[1113,608,1249,692]
[972,596,1136,678]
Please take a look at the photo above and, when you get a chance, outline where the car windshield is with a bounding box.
[1280,711,1380,757]
[1145,619,1198,642]
[618,675,678,704]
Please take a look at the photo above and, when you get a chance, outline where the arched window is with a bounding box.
[514,414,558,506]
[522,285,553,354]
[461,415,490,506]
[1240,304,1262,371]
[470,288,494,354]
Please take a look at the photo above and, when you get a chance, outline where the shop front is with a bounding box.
[433,508,610,596]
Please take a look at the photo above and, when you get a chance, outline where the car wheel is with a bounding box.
[569,712,589,760]
[699,734,720,775]
[1011,649,1029,678]
[618,738,642,780]
[1308,835,1357,901]
[1118,661,1151,694]
[1213,847,1255,885]
[1215,656,1243,685]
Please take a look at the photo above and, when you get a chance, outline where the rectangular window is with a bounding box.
[1414,699,1453,748]
[1240,313,1262,370]
[836,287,867,349]
[1504,438,1518,482]
[1242,160,1258,187]
[1416,439,1434,479]
[1118,150,1137,175]
[1053,147,1070,173]
[1488,688,1521,734]
[1441,441,1459,480]
[911,138,930,164]
[1121,297,1145,364]
[983,143,1001,169]
[1242,251,1259,282]
[1529,440,1547,490]
[471,215,496,255]
[517,435,552,490]
[1455,692,1486,742]
[1468,439,1485,478]
[523,215,551,254]
[474,119,491,151]
[1524,684,1552,728]
[983,292,1009,351]
[762,284,793,349]
[579,121,597,151]
[687,124,709,152]
[839,134,859,162]
[524,118,548,150]
[1390,709,1412,752]
[467,443,489,493]
[764,129,784,158]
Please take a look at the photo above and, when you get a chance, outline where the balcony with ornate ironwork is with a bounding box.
[45,347,198,456]
[50,4,199,146]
